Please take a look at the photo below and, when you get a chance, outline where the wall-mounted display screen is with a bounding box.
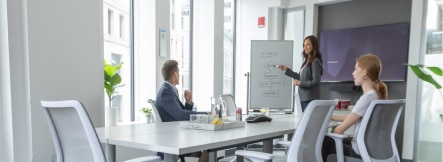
[319,23,410,82]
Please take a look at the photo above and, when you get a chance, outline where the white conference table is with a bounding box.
[96,114,300,162]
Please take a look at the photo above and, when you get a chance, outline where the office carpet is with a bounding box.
[184,150,286,162]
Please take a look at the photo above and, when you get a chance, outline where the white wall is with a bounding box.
[27,0,104,161]
[1,0,14,161]
[235,0,283,110]
[154,0,170,91]
[7,0,33,161]
[192,0,225,109]
[406,0,428,160]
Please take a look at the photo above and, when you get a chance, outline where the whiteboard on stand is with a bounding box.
[250,40,294,111]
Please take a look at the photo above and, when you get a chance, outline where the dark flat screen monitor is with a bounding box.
[319,23,410,82]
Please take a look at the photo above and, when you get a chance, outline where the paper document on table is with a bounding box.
[181,120,245,131]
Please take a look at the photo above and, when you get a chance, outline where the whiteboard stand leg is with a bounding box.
[245,72,250,115]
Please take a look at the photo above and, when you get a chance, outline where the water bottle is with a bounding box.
[211,97,218,119]
[218,95,223,119]
[192,105,197,112]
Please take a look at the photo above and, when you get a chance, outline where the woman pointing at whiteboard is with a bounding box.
[278,35,323,112]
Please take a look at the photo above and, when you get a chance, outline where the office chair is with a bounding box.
[147,99,202,162]
[276,91,304,153]
[148,99,163,123]
[326,99,405,162]
[41,100,161,162]
[235,100,337,162]
[221,94,237,117]
[217,94,243,162]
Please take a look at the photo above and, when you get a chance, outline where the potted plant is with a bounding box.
[407,64,442,121]
[140,107,153,123]
[104,60,125,126]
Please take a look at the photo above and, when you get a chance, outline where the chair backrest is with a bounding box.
[221,94,237,117]
[148,99,163,123]
[356,99,405,162]
[40,100,106,162]
[287,100,337,162]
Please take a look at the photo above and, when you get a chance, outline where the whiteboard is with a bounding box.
[250,40,294,110]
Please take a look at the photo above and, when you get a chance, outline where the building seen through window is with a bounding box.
[103,0,131,123]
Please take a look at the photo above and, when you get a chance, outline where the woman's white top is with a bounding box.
[351,90,378,155]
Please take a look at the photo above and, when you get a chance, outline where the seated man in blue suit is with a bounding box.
[156,59,209,162]
[156,59,208,122]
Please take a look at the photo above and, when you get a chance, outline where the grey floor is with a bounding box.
[184,147,287,162]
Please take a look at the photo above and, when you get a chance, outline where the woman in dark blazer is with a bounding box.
[278,35,323,112]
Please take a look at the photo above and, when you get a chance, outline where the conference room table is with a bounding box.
[96,113,301,162]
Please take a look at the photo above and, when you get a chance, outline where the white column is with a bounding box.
[27,0,104,161]
[404,0,427,160]
[304,2,318,36]
[133,0,169,107]
[268,7,284,40]
[193,0,224,109]
[0,0,14,161]
[7,0,33,161]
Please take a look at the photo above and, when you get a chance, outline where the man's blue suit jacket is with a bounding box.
[155,82,204,122]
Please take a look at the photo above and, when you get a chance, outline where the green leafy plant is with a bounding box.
[407,64,442,121]
[104,60,125,108]
[407,64,442,90]
[140,107,153,117]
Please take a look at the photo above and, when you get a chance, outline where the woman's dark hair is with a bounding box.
[162,60,178,81]
[301,35,323,69]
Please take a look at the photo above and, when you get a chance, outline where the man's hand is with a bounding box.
[184,90,193,104]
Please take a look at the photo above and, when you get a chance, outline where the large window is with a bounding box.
[103,0,131,123]
[104,0,192,123]
[223,0,235,94]
[417,0,442,161]
[170,0,191,102]
[104,0,236,123]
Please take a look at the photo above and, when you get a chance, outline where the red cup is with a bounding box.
[336,100,350,110]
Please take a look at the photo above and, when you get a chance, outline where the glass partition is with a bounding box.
[417,0,442,161]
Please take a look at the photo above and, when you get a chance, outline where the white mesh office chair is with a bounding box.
[276,91,304,152]
[41,100,161,162]
[148,99,163,123]
[147,99,201,162]
[326,99,405,162]
[221,94,237,117]
[218,94,242,162]
[235,100,337,162]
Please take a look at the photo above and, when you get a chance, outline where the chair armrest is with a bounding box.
[123,156,162,162]
[326,133,349,139]
[235,150,274,162]
[326,133,349,162]
[328,121,342,128]
[277,140,291,147]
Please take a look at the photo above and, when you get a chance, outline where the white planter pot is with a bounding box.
[146,116,152,123]
[106,107,117,127]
